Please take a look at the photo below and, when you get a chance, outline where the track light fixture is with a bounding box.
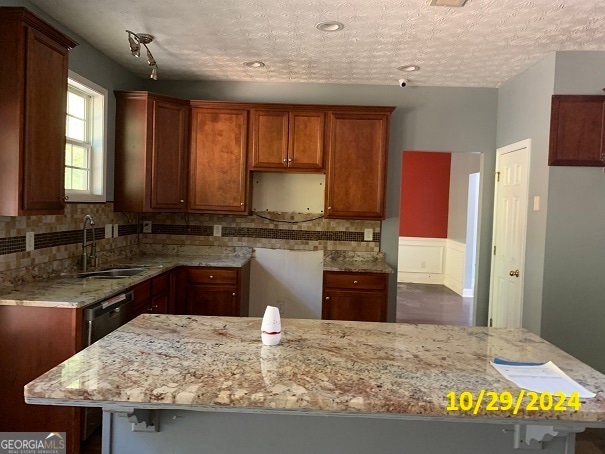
[125,30,158,80]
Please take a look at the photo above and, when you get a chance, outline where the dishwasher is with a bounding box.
[81,291,134,440]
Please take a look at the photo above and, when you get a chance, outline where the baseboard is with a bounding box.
[462,288,474,298]
[444,276,463,296]
[398,271,444,285]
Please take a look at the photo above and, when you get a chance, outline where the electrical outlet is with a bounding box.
[105,224,113,239]
[113,223,119,238]
[364,228,374,241]
[213,225,222,237]
[142,221,152,234]
[25,232,35,251]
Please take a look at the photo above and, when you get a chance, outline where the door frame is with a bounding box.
[488,139,531,328]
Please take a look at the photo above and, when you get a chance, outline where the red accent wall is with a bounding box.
[400,151,451,238]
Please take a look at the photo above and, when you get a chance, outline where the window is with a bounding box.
[65,71,107,202]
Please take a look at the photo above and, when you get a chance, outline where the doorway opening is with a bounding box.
[396,151,481,326]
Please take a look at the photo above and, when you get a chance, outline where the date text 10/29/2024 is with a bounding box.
[446,390,581,415]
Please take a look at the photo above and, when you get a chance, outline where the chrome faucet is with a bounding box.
[82,215,97,272]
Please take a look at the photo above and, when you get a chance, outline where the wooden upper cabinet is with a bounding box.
[250,108,324,171]
[114,92,189,212]
[0,8,77,216]
[325,109,393,220]
[549,95,605,166]
[189,105,249,213]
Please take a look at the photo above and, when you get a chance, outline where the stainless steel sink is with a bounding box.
[77,268,147,279]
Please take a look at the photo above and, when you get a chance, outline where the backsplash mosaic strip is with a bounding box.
[0,236,26,255]
[147,223,380,243]
[139,211,381,253]
[0,225,138,256]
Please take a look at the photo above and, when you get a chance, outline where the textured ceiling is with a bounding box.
[28,0,605,87]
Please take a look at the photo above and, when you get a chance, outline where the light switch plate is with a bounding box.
[25,232,35,251]
[364,228,374,241]
[213,225,222,237]
[142,221,152,233]
[113,223,119,238]
[105,224,113,239]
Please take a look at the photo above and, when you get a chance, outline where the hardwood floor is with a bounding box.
[396,282,473,326]
[395,282,605,453]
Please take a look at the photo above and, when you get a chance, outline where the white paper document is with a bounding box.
[491,360,596,398]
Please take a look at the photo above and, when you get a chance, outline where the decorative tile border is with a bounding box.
[149,223,380,243]
[0,226,138,256]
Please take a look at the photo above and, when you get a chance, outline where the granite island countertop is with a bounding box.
[0,251,252,309]
[24,316,605,423]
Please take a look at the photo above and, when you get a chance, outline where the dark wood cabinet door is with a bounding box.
[322,291,387,322]
[131,280,151,320]
[22,27,68,213]
[189,107,248,213]
[186,285,239,316]
[150,293,169,314]
[289,111,324,169]
[325,112,389,219]
[250,110,289,169]
[549,95,605,166]
[150,99,189,210]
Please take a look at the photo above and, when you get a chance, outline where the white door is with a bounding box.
[488,140,530,328]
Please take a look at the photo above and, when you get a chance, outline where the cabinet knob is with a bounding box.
[328,206,332,210]
[180,200,184,203]
[283,158,287,162]
[209,275,214,279]
[232,293,236,297]
[240,202,244,206]
[288,158,292,162]
[353,280,359,284]
[64,195,69,201]
[325,296,330,301]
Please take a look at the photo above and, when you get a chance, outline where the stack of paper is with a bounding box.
[491,358,595,398]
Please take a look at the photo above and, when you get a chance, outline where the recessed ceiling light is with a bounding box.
[397,65,420,72]
[430,0,468,6]
[316,21,345,32]
[243,61,266,68]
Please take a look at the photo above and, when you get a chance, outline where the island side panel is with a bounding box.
[106,409,574,454]
[0,305,82,454]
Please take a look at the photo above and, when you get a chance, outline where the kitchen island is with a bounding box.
[25,316,605,454]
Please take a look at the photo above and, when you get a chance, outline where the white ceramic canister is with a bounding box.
[261,305,281,346]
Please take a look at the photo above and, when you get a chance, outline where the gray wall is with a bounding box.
[145,80,498,323]
[541,51,605,373]
[496,54,556,334]
[448,153,481,243]
[0,0,141,200]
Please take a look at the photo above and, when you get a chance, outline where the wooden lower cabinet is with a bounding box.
[0,306,82,454]
[131,272,170,319]
[322,271,388,322]
[173,263,250,316]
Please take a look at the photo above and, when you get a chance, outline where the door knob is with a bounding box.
[509,269,520,277]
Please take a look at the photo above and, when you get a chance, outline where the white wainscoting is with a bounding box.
[444,240,465,296]
[397,237,446,284]
[398,237,470,297]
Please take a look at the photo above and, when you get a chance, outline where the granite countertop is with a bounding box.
[322,251,393,273]
[24,316,605,423]
[0,251,252,309]
[1,249,392,309]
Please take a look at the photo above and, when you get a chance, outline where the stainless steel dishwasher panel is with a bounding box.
[81,291,134,440]
[82,291,134,346]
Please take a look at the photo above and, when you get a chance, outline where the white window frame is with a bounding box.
[65,71,107,203]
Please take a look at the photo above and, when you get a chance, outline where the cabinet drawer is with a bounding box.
[186,268,238,285]
[324,272,387,290]
[151,272,169,296]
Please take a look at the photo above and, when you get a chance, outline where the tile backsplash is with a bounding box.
[0,204,381,291]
